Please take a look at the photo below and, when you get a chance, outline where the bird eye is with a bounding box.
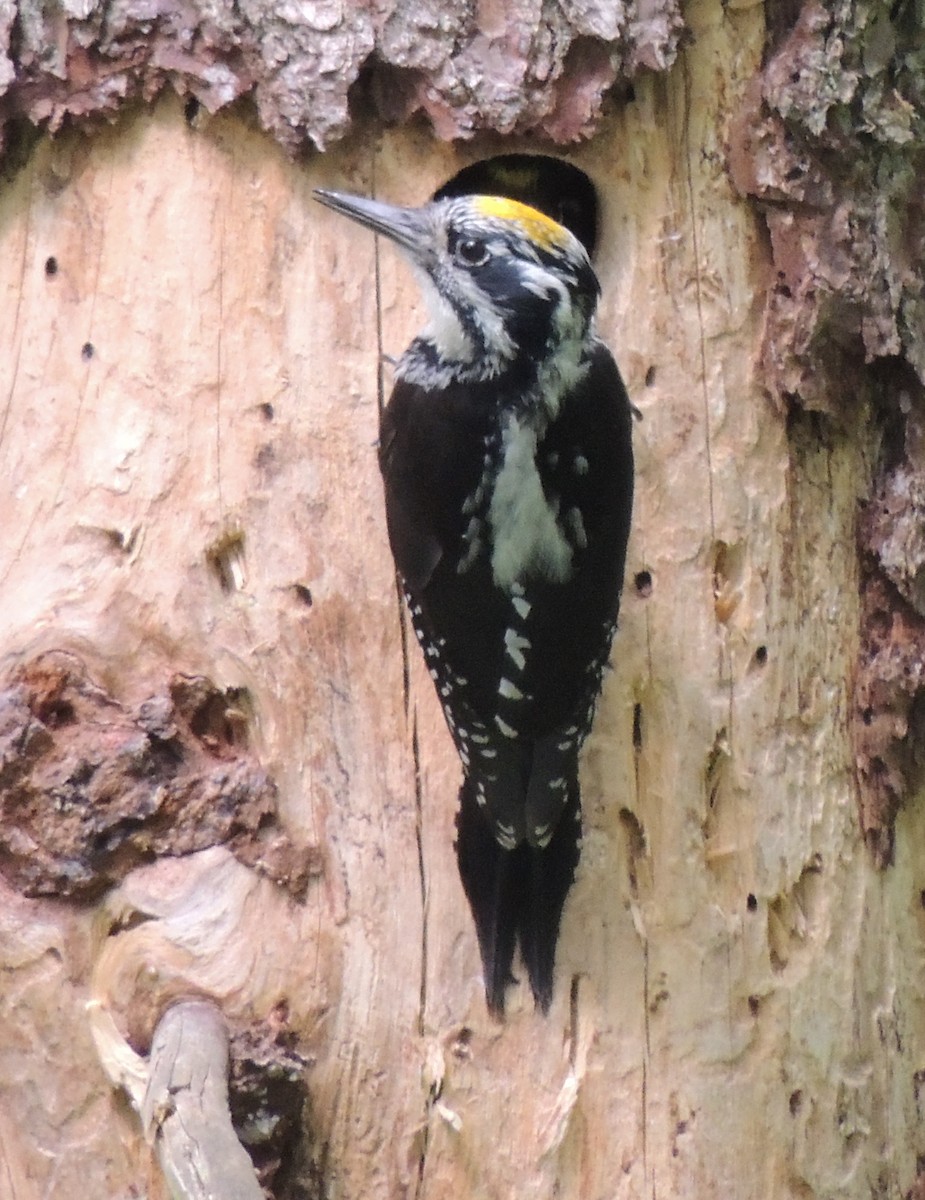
[455,237,489,267]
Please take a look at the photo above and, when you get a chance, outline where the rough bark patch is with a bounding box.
[0,0,683,153]
[0,650,317,899]
[855,405,925,865]
[729,1,925,410]
[730,0,925,859]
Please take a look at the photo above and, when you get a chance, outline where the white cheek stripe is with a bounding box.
[416,268,476,363]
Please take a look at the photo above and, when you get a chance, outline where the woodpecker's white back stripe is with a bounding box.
[489,414,573,589]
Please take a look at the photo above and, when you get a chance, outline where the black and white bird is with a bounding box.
[314,186,634,1016]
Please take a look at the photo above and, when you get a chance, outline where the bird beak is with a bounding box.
[313,189,432,260]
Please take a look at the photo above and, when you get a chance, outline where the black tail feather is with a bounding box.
[519,782,581,1014]
[455,777,581,1017]
[455,777,523,1016]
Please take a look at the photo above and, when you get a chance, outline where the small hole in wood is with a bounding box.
[207,529,246,593]
[789,1089,802,1116]
[81,342,94,361]
[40,699,75,727]
[644,365,657,387]
[187,685,251,748]
[632,703,643,751]
[259,402,275,421]
[292,583,313,607]
[746,893,758,912]
[44,255,58,277]
[634,570,653,598]
[450,1027,473,1060]
[569,974,581,1050]
[862,707,874,726]
[618,808,647,896]
[754,645,768,667]
[184,96,200,125]
[748,995,760,1016]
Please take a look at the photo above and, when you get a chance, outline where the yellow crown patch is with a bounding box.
[472,195,569,251]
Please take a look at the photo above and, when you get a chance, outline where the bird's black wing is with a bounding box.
[379,371,532,844]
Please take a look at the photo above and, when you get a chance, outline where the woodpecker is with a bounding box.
[314,186,634,1016]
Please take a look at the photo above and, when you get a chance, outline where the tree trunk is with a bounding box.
[1,2,924,1197]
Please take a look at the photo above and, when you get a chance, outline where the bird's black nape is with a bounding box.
[455,776,582,1017]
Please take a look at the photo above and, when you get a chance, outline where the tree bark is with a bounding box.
[1,2,924,1198]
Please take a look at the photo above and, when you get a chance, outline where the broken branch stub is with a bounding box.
[142,1000,264,1200]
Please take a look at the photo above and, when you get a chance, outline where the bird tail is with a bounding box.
[520,780,581,1013]
[455,777,581,1017]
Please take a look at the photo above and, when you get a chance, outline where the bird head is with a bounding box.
[314,189,601,381]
